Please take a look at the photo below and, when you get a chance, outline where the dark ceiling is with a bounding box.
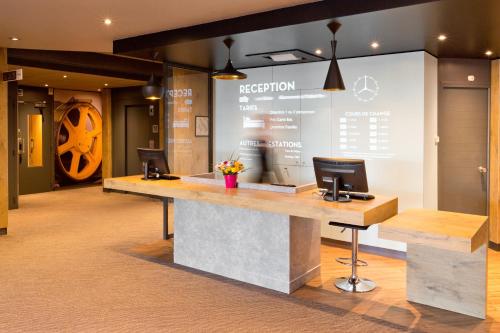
[114,0,500,70]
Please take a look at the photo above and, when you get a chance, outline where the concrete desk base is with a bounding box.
[174,199,321,294]
[406,243,487,319]
[103,175,397,294]
[380,209,488,319]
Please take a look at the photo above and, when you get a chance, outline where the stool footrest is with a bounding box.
[336,257,368,267]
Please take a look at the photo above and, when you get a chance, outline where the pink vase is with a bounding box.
[224,174,238,188]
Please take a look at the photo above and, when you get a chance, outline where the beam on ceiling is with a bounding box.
[7,49,163,81]
[113,0,437,54]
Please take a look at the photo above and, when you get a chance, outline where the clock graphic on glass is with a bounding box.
[353,75,379,102]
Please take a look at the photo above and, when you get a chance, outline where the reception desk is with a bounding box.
[104,176,398,293]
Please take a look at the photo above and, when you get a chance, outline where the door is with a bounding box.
[438,87,489,215]
[18,101,53,194]
[125,105,158,175]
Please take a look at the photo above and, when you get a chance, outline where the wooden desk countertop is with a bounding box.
[103,175,398,227]
[379,208,488,253]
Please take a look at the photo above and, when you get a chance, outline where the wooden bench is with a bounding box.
[379,209,488,319]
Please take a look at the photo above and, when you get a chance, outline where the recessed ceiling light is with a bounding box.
[485,50,493,56]
[104,18,112,25]
[104,83,108,86]
[9,36,19,41]
[44,83,49,87]
[371,41,379,49]
[437,34,447,41]
[63,75,68,78]
[97,88,102,92]
[314,49,322,55]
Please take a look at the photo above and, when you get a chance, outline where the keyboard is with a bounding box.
[271,183,296,187]
[158,174,180,180]
[339,191,375,200]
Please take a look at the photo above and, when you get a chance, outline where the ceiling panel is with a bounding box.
[0,0,316,52]
[9,66,144,92]
[118,0,500,69]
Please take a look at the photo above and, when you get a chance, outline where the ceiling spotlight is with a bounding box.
[104,18,112,25]
[104,83,108,86]
[97,88,102,92]
[486,50,493,56]
[63,75,68,78]
[315,49,322,55]
[323,21,345,91]
[44,83,49,87]
[371,41,380,49]
[437,34,447,41]
[9,37,19,41]
[212,38,247,80]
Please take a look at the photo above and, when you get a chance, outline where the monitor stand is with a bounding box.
[142,161,158,180]
[323,177,351,203]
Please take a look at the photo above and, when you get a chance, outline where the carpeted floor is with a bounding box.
[0,187,490,332]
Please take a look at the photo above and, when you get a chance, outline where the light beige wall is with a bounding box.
[423,53,438,209]
[490,59,500,244]
[159,97,165,150]
[101,88,112,179]
[0,48,8,232]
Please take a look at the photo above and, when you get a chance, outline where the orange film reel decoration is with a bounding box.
[55,100,102,181]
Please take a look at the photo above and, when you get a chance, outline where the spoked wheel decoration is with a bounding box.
[55,101,102,181]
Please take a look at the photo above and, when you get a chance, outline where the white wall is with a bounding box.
[423,53,439,209]
[214,51,438,251]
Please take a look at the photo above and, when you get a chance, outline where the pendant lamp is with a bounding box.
[142,73,164,100]
[212,38,247,80]
[142,51,164,100]
[323,21,345,91]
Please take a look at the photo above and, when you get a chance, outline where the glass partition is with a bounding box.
[27,114,43,167]
[166,67,210,175]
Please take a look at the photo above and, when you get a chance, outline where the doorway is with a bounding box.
[18,98,53,195]
[438,87,489,215]
[125,105,159,175]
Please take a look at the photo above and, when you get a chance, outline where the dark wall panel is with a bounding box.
[111,87,159,177]
[439,58,490,87]
[8,82,18,209]
[17,86,55,195]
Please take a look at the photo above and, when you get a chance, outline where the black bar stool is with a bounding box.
[329,221,375,293]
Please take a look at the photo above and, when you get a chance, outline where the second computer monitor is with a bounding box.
[313,157,368,202]
[137,148,170,175]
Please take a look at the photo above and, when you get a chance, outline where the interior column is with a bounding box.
[490,59,500,246]
[0,48,9,235]
[101,88,113,179]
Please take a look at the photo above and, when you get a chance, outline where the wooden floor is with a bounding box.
[295,242,500,332]
[129,197,500,331]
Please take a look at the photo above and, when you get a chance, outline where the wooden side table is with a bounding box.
[379,209,488,319]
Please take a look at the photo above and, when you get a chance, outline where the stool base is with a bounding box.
[335,277,376,293]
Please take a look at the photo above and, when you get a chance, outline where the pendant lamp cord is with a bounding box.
[332,34,337,58]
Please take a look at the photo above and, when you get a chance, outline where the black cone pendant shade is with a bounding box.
[142,73,164,100]
[212,38,247,80]
[323,21,345,91]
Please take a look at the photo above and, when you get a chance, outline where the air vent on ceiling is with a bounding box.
[268,53,301,62]
[246,49,325,64]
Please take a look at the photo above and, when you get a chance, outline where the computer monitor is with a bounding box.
[137,148,170,180]
[313,157,368,202]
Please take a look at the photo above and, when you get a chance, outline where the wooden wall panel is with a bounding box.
[159,97,165,149]
[101,88,112,178]
[490,59,500,244]
[168,68,209,175]
[0,48,9,233]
